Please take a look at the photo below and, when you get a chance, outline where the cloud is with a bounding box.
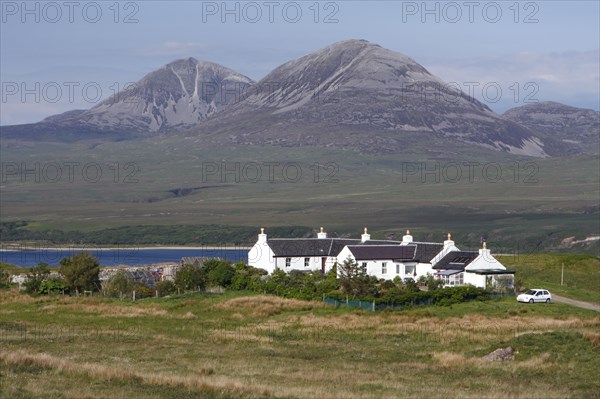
[422,49,600,112]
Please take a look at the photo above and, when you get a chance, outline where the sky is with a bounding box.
[1,0,599,125]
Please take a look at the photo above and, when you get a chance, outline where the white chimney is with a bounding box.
[361,227,370,242]
[402,229,413,243]
[317,227,327,239]
[444,232,455,248]
[258,227,267,244]
[479,241,491,257]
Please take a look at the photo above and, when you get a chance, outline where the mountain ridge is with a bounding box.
[3,40,596,157]
[190,39,547,157]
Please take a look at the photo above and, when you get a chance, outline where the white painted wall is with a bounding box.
[463,272,486,288]
[273,256,332,273]
[336,246,434,281]
[248,241,276,274]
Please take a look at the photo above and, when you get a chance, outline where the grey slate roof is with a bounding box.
[347,245,417,261]
[266,238,445,263]
[267,239,358,257]
[432,251,478,270]
[412,242,444,263]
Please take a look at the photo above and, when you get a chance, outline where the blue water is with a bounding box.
[0,247,249,267]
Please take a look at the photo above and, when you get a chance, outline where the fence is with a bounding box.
[324,291,515,312]
[323,296,433,312]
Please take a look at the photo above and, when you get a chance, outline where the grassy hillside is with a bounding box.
[1,138,598,251]
[1,290,599,399]
[498,254,600,303]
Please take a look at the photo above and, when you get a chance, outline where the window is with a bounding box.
[405,265,415,276]
[362,262,367,268]
[382,262,387,274]
[304,257,310,267]
[396,264,400,274]
[285,258,291,267]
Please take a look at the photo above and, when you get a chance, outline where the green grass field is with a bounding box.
[498,254,600,303]
[1,139,599,252]
[1,290,599,399]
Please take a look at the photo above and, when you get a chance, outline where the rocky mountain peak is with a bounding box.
[44,58,254,133]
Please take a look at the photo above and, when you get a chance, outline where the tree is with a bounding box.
[24,263,51,294]
[174,264,205,291]
[206,260,235,287]
[336,256,373,297]
[59,253,100,293]
[103,271,134,298]
[230,263,267,291]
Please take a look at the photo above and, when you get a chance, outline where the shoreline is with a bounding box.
[0,246,251,252]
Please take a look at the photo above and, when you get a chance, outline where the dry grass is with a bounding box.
[179,311,197,319]
[41,302,169,318]
[292,313,600,343]
[212,295,325,317]
[2,293,598,399]
[583,331,600,346]
[433,351,555,371]
[0,350,266,397]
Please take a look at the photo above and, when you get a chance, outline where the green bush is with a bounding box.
[207,261,235,287]
[174,264,205,291]
[39,277,67,295]
[155,280,177,296]
[103,271,134,298]
[24,263,51,294]
[132,283,153,299]
[0,264,11,288]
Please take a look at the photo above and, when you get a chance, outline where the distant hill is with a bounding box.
[5,40,597,158]
[503,102,600,156]
[1,58,254,140]
[190,39,546,157]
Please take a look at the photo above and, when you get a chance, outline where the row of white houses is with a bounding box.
[248,228,514,289]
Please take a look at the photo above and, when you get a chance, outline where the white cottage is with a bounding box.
[432,242,514,289]
[248,227,401,274]
[336,230,442,281]
[247,228,513,289]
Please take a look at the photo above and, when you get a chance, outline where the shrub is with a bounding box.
[39,277,67,295]
[132,283,153,299]
[174,264,205,291]
[155,280,177,296]
[207,261,235,287]
[0,264,11,288]
[24,263,51,294]
[426,273,444,291]
[103,271,134,298]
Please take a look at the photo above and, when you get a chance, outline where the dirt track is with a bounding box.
[552,294,600,312]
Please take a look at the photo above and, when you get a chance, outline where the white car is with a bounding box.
[517,289,552,303]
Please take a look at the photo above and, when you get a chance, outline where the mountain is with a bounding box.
[503,102,600,156]
[6,40,592,158]
[191,39,546,157]
[1,58,254,140]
